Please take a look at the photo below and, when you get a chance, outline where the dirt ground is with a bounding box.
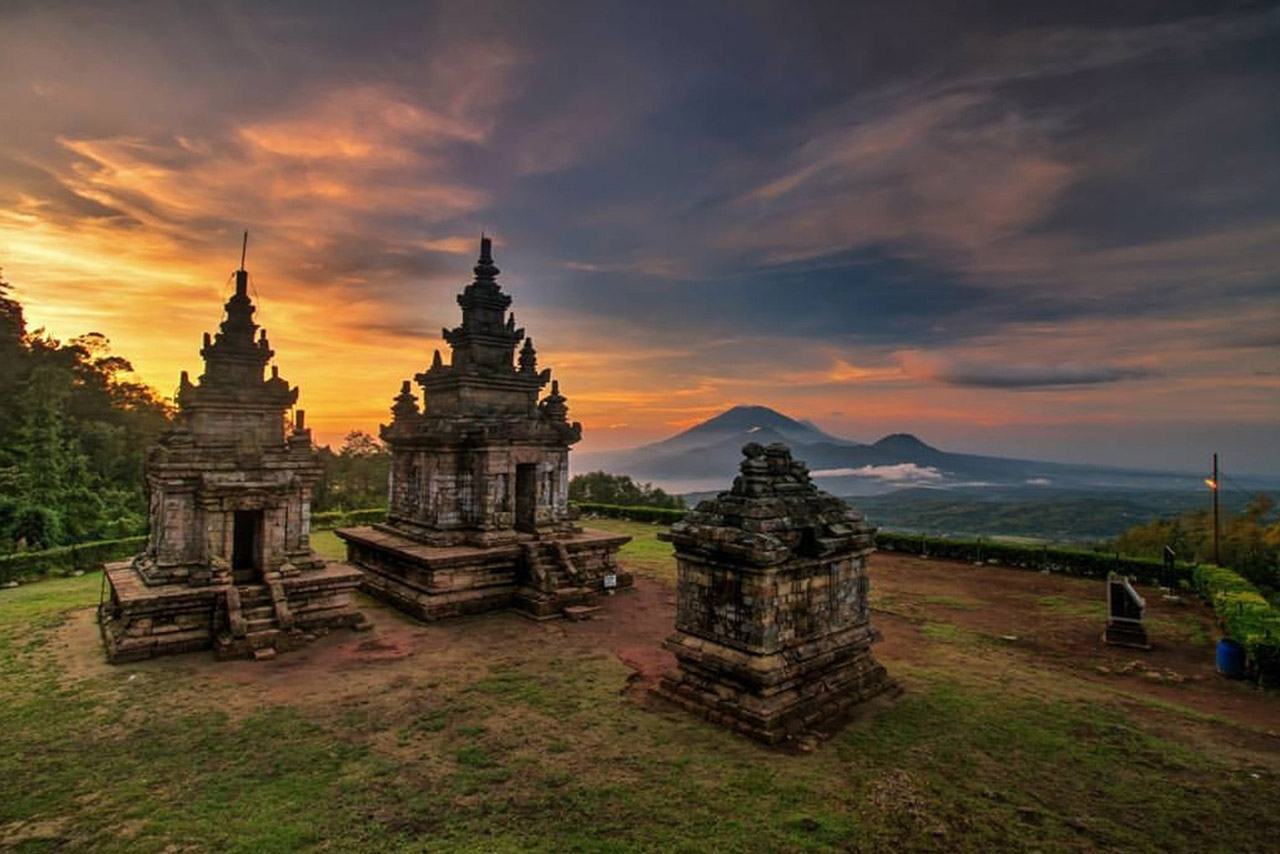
[54,552,1279,748]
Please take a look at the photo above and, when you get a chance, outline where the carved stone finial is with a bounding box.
[392,379,420,420]
[540,378,568,422]
[519,338,537,373]
[474,234,500,281]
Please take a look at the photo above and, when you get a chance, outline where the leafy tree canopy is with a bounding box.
[314,431,389,511]
[569,471,684,509]
[0,271,172,552]
[1112,493,1280,594]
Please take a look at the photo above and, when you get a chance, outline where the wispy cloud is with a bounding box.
[0,1,1275,472]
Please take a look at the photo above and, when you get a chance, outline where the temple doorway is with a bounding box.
[232,510,262,584]
[515,464,537,533]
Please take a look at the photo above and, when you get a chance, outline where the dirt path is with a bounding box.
[56,555,1277,741]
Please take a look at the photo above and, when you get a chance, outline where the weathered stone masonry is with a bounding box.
[99,251,365,662]
[655,442,893,744]
[338,237,629,620]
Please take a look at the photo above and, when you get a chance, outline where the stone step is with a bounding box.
[562,605,600,621]
[247,617,277,633]
[242,606,275,620]
[554,586,595,598]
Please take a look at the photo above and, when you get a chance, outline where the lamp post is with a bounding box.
[1205,453,1220,566]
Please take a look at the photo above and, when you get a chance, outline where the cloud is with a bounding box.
[812,464,946,483]
[725,92,1075,265]
[0,1,1276,472]
[935,363,1155,390]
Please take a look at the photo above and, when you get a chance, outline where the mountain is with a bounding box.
[643,405,855,453]
[572,404,1247,497]
[575,405,860,487]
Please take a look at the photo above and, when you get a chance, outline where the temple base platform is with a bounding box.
[335,525,631,621]
[653,625,897,745]
[99,560,367,663]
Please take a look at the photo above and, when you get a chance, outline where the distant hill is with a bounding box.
[573,404,1232,497]
[852,486,1258,544]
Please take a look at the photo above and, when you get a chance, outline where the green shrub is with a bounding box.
[875,532,1178,584]
[311,510,345,530]
[311,507,386,531]
[0,535,146,584]
[571,502,687,524]
[341,508,386,526]
[1190,563,1280,685]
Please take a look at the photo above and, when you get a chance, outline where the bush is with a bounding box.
[1190,563,1280,685]
[571,502,687,524]
[875,532,1180,585]
[0,535,146,584]
[342,508,386,526]
[311,507,386,531]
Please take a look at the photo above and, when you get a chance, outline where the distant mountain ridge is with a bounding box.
[572,404,1223,496]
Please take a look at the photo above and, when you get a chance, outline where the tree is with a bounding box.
[0,278,172,552]
[315,431,390,511]
[568,471,684,509]
[1112,494,1280,593]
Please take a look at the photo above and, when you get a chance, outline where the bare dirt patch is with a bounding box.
[53,555,1276,745]
[869,553,1280,736]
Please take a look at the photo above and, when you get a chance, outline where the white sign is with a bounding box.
[603,573,618,589]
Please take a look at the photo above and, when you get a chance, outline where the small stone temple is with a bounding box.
[337,237,629,619]
[99,246,365,662]
[654,442,893,744]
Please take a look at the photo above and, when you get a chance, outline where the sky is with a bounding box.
[1,0,1277,475]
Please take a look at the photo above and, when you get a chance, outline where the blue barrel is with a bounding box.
[1216,638,1247,678]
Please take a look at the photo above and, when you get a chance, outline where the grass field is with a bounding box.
[1,519,1277,853]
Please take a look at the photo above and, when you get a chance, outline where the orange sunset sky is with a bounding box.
[1,2,1277,474]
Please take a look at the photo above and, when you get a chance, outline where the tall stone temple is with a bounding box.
[337,237,630,619]
[99,245,365,662]
[655,442,894,744]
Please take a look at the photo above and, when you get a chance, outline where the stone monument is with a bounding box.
[337,237,629,619]
[99,241,366,662]
[1103,573,1150,649]
[654,442,893,744]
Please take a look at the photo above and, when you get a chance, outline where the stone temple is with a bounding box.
[655,442,893,744]
[99,248,365,662]
[337,237,629,620]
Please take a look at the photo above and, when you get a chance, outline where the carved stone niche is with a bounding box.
[654,442,895,744]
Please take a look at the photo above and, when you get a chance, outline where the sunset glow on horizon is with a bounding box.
[2,2,1278,473]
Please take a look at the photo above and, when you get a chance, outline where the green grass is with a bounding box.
[587,518,678,584]
[1035,594,1106,619]
[311,529,347,561]
[1,541,1278,853]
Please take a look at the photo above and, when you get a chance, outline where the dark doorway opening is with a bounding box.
[515,464,537,533]
[232,510,262,584]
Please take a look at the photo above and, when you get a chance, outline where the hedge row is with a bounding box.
[0,536,147,584]
[875,532,1185,585]
[0,505,389,584]
[572,502,688,524]
[1190,564,1280,684]
[311,508,386,530]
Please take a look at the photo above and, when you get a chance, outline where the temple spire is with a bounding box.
[474,233,500,282]
[236,230,249,297]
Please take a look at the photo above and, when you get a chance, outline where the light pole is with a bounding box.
[1205,453,1220,566]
